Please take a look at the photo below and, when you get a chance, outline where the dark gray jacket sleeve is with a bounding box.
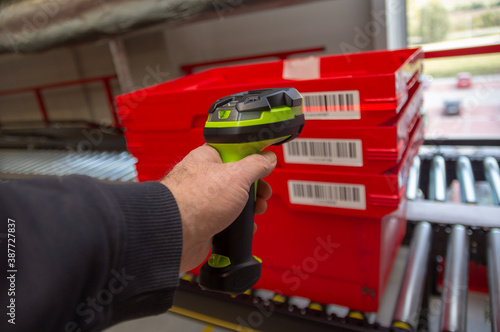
[0,175,183,332]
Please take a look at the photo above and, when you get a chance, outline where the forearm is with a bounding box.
[0,176,182,332]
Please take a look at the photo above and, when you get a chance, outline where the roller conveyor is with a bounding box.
[0,143,499,331]
[392,221,433,331]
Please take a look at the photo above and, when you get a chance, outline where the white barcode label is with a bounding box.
[302,91,361,120]
[288,180,366,210]
[283,139,362,166]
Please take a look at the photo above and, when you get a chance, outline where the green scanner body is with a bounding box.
[199,88,305,294]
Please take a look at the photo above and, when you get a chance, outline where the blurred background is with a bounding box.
[0,0,498,143]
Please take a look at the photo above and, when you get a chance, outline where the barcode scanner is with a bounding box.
[199,88,305,294]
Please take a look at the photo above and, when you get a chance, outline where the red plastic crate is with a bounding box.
[135,116,422,217]
[244,121,422,311]
[252,197,407,312]
[115,48,425,311]
[117,48,423,131]
[270,81,423,174]
[123,83,422,179]
[187,198,407,312]
[131,115,423,190]
[261,119,422,220]
[187,199,406,312]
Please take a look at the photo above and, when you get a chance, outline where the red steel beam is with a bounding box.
[424,44,500,59]
[102,78,121,129]
[34,89,49,124]
[0,75,118,128]
[0,75,117,97]
[181,46,325,74]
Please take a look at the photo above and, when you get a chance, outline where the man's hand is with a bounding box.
[161,145,277,273]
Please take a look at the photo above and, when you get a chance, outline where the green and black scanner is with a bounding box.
[199,88,305,294]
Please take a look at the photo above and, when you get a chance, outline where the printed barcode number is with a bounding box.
[288,180,366,210]
[284,139,362,166]
[302,90,361,120]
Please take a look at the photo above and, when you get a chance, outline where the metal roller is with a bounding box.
[439,158,473,332]
[407,156,421,201]
[429,155,447,202]
[484,157,500,205]
[488,229,500,332]
[440,225,469,332]
[288,296,311,314]
[393,221,433,331]
[456,156,477,204]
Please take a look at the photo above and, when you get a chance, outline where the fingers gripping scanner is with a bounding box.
[199,88,305,294]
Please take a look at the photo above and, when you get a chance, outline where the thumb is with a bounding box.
[234,151,277,186]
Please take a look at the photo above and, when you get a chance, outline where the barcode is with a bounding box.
[288,180,366,210]
[302,91,361,120]
[284,139,362,166]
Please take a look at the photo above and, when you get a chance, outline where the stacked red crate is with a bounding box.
[116,48,424,312]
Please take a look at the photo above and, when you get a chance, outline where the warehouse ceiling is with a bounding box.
[0,0,322,54]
